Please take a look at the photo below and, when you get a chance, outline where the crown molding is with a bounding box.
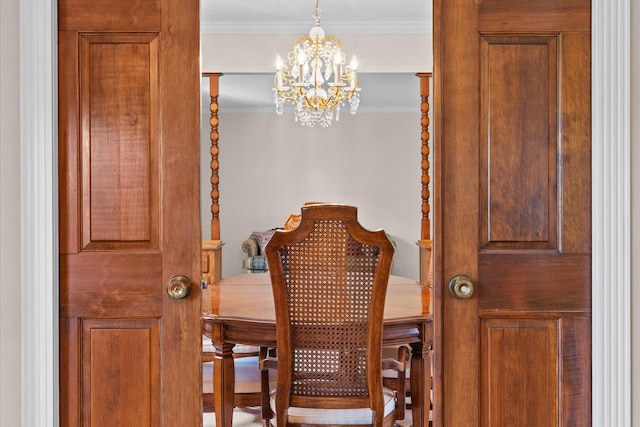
[201,20,431,35]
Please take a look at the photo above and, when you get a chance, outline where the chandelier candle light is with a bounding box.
[273,0,360,127]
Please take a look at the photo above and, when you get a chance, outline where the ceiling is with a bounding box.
[200,0,432,113]
[201,0,431,35]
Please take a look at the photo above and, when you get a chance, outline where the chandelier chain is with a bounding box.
[313,0,321,23]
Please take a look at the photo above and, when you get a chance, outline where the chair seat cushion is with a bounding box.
[381,345,411,378]
[251,229,277,255]
[203,336,259,356]
[243,255,268,271]
[270,387,397,425]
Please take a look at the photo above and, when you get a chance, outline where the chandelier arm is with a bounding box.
[273,92,299,105]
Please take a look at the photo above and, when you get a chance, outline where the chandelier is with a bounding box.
[273,0,360,127]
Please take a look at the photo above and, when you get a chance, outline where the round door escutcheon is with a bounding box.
[167,275,191,299]
[448,275,474,299]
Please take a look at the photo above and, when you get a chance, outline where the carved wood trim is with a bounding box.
[203,73,222,240]
[417,72,432,241]
[201,240,224,285]
[417,239,433,288]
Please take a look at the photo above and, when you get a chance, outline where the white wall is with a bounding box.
[201,111,423,280]
[201,31,431,280]
[201,33,433,73]
[0,0,22,425]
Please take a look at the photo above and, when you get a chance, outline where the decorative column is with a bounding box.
[417,73,433,287]
[203,73,222,240]
[202,73,224,283]
[417,72,432,241]
[202,73,224,284]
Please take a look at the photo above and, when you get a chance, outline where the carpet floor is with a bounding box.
[203,408,413,426]
[203,408,264,426]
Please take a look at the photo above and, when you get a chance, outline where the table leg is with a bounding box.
[213,343,235,427]
[410,341,432,427]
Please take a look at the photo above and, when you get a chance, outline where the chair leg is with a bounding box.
[259,347,274,424]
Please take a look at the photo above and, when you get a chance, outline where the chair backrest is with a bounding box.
[265,204,395,425]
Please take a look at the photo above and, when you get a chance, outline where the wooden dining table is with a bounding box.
[201,273,433,427]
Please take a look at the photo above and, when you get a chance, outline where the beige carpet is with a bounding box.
[203,408,413,426]
[203,408,264,426]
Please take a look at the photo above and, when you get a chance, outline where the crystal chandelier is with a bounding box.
[273,0,360,127]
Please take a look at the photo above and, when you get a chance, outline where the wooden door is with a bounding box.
[58,0,202,425]
[434,0,591,425]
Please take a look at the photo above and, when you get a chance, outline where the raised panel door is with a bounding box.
[434,0,591,425]
[58,0,201,425]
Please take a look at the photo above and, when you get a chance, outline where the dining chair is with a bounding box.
[202,334,274,419]
[262,204,408,427]
[382,348,433,423]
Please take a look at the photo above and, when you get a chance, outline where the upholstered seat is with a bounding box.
[270,387,397,425]
[241,229,278,272]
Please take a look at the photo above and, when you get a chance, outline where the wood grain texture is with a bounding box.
[560,316,591,425]
[478,0,590,32]
[82,319,159,426]
[79,33,159,250]
[158,0,202,424]
[202,240,223,285]
[204,73,222,240]
[58,0,201,424]
[59,318,79,426]
[481,318,559,427]
[559,32,592,254]
[480,36,558,250]
[58,31,80,254]
[60,252,162,318]
[59,0,161,32]
[418,73,432,241]
[438,0,482,424]
[478,253,591,312]
[436,0,591,425]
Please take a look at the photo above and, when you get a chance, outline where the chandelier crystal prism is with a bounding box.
[273,0,360,127]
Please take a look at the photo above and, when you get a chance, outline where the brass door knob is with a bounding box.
[167,275,191,299]
[448,275,474,299]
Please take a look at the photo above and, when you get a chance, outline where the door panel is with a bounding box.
[478,253,590,311]
[60,253,162,318]
[477,0,591,33]
[59,0,161,32]
[481,318,559,427]
[58,0,201,425]
[79,33,159,249]
[435,0,591,425]
[480,35,558,250]
[82,319,160,426]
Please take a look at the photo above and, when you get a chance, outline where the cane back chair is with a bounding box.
[263,204,408,427]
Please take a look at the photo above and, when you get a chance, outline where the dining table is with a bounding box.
[201,273,433,427]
